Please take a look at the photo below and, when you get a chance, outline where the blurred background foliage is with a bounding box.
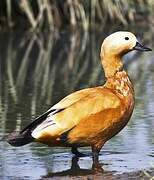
[0,0,154,31]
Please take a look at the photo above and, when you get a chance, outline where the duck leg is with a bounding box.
[91,144,104,172]
[71,146,85,157]
[71,156,80,170]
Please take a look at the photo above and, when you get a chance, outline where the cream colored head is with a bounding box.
[101,31,151,77]
[101,31,137,58]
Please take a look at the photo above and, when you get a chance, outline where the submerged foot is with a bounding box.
[92,162,104,173]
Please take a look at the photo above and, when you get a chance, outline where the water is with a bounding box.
[0,29,154,179]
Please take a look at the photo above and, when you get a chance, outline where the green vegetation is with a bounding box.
[0,0,154,31]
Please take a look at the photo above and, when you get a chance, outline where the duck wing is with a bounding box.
[31,87,120,142]
[20,88,92,134]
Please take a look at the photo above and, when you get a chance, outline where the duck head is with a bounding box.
[101,31,152,77]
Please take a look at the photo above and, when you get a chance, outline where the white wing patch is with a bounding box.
[31,109,64,139]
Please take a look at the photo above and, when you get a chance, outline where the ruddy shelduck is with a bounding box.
[7,31,151,166]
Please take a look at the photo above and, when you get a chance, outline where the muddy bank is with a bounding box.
[42,170,154,180]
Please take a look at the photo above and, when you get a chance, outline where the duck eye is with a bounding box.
[125,37,129,40]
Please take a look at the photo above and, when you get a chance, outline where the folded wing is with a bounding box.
[31,87,120,142]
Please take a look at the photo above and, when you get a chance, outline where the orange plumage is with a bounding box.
[7,31,151,166]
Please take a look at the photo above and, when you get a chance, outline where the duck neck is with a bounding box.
[104,70,134,98]
[101,54,123,78]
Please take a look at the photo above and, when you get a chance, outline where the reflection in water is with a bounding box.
[0,30,154,179]
[43,156,97,178]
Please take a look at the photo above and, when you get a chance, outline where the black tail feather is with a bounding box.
[6,108,64,147]
[6,130,35,147]
[6,109,55,147]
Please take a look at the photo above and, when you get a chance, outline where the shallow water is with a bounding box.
[0,30,154,179]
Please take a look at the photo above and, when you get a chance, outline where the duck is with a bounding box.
[7,31,151,166]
